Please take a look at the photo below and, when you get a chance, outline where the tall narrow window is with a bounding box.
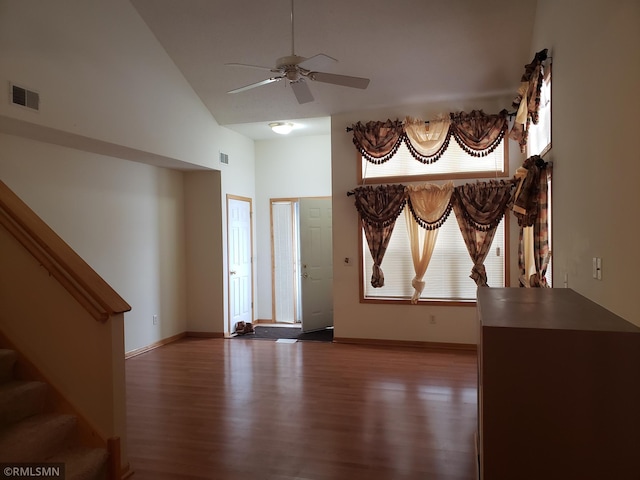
[271,200,301,323]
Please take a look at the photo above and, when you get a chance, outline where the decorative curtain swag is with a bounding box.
[352,184,407,288]
[449,110,509,157]
[452,180,515,287]
[404,182,454,303]
[406,181,454,230]
[453,180,515,232]
[516,157,552,288]
[510,48,549,152]
[512,155,546,227]
[403,116,452,164]
[352,110,509,166]
[351,119,404,164]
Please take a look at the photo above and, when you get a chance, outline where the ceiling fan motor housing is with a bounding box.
[276,55,305,69]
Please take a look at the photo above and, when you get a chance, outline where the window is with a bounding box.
[527,68,552,158]
[360,136,508,183]
[526,68,552,286]
[362,213,505,302]
[359,140,508,303]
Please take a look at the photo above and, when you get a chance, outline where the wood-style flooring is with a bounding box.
[126,338,478,480]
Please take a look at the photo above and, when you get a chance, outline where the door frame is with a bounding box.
[270,196,332,329]
[226,194,254,335]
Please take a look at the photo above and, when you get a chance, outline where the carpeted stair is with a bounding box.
[0,348,108,480]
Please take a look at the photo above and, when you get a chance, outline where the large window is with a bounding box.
[359,140,508,304]
[362,212,505,302]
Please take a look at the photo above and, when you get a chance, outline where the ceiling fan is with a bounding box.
[226,0,370,104]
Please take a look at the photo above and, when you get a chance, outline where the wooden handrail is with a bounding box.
[0,180,131,321]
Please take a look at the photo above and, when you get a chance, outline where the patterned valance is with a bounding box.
[452,180,515,232]
[450,110,509,157]
[351,110,508,165]
[352,184,407,228]
[351,119,404,164]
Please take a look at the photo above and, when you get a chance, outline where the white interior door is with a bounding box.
[228,196,253,333]
[299,197,333,332]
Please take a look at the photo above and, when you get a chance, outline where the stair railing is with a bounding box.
[0,180,131,321]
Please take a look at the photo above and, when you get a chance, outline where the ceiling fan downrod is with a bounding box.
[290,0,296,56]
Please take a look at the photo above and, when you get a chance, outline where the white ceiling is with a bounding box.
[130,0,537,140]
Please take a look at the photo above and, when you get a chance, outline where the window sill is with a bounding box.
[360,297,476,307]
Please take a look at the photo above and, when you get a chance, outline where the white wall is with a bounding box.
[0,134,187,353]
[218,132,257,332]
[0,0,258,346]
[254,135,332,321]
[331,99,525,345]
[185,170,224,334]
[0,0,224,169]
[532,0,640,326]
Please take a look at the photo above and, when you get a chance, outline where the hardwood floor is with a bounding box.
[126,338,478,480]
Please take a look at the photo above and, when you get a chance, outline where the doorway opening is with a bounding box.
[271,197,333,332]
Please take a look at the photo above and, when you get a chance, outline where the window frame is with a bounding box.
[355,138,511,306]
[357,212,510,306]
[357,136,510,185]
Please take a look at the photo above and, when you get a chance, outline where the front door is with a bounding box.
[227,196,253,334]
[299,197,333,332]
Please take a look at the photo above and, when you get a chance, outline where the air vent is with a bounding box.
[219,152,229,165]
[11,83,40,111]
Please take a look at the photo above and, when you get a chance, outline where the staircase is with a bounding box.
[0,348,108,480]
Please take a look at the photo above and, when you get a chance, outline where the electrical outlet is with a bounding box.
[153,314,158,325]
[344,257,352,266]
[429,315,436,325]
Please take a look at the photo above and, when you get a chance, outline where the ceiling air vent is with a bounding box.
[10,83,40,111]
[219,152,229,165]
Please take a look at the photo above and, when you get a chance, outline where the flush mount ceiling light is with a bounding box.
[269,122,294,134]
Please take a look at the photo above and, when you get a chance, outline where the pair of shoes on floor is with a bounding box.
[234,321,255,335]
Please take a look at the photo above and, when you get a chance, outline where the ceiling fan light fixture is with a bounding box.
[269,122,294,134]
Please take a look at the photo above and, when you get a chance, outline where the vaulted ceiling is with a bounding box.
[130,0,537,139]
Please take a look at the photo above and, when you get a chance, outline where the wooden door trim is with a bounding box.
[226,195,254,335]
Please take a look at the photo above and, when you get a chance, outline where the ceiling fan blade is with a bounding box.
[227,76,283,94]
[308,71,370,89]
[298,53,337,72]
[225,62,276,72]
[290,79,314,104]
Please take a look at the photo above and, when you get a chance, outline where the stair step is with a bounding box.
[0,349,17,383]
[0,380,47,426]
[0,413,77,462]
[48,446,108,480]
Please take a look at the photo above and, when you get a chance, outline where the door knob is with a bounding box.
[230,270,237,275]
[302,273,309,279]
